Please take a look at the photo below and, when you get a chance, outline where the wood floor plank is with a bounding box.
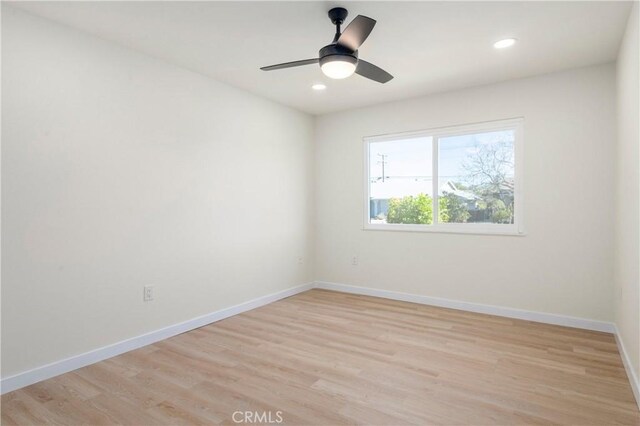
[2,289,639,425]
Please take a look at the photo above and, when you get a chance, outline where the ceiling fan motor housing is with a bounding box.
[319,43,358,68]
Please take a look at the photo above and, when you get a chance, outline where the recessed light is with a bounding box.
[312,83,327,91]
[494,38,517,49]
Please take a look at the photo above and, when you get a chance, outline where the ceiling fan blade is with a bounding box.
[356,59,393,83]
[260,58,319,71]
[336,15,376,52]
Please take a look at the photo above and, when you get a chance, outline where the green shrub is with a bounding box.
[387,194,433,224]
[439,193,470,223]
[477,198,513,224]
[386,193,472,225]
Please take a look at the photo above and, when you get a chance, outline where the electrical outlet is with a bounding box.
[143,285,154,302]
[297,257,303,265]
[352,256,358,266]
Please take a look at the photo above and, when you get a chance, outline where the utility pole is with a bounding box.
[377,154,388,182]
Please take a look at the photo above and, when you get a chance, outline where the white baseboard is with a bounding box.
[314,281,615,333]
[614,325,640,410]
[0,282,313,395]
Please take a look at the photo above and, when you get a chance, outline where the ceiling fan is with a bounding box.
[260,7,393,83]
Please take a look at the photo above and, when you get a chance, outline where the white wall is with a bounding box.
[315,64,616,322]
[1,6,314,378]
[615,2,640,383]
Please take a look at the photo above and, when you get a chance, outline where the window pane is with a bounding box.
[369,137,433,225]
[438,130,515,224]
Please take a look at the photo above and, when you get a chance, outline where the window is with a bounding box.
[364,118,523,235]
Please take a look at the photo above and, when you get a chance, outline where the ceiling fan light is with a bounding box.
[320,56,357,79]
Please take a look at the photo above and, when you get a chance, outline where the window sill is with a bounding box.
[363,223,525,236]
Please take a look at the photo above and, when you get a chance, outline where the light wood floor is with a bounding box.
[2,289,639,425]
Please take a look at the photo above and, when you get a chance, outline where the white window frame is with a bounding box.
[363,118,524,236]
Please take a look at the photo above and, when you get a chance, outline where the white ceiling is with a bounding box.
[9,1,633,115]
